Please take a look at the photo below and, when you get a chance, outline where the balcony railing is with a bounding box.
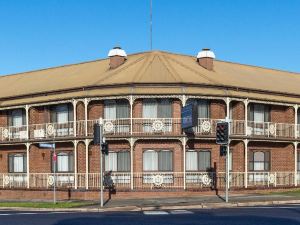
[0,171,298,190]
[29,122,74,139]
[1,119,300,143]
[247,121,295,139]
[0,125,27,142]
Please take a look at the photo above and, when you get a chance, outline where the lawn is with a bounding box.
[269,189,300,197]
[0,201,96,208]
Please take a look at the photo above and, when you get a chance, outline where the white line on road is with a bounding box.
[143,211,169,215]
[170,210,194,215]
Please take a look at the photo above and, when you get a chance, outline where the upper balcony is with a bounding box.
[0,118,298,143]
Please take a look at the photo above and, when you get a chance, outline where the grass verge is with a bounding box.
[268,189,300,197]
[0,201,96,208]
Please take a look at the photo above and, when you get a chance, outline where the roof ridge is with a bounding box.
[158,53,183,82]
[132,53,153,82]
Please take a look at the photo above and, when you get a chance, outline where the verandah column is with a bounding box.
[74,140,78,189]
[130,138,134,190]
[72,100,77,137]
[85,139,89,190]
[294,142,298,186]
[26,143,30,189]
[243,139,248,188]
[182,137,186,190]
[84,98,89,137]
[294,105,298,139]
[244,99,248,136]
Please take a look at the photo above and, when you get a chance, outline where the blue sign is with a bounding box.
[181,103,198,129]
[39,143,55,149]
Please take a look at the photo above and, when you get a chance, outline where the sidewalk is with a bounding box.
[0,193,299,212]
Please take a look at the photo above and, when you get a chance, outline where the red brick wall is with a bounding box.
[271,105,294,124]
[77,142,86,173]
[88,100,103,120]
[210,100,226,119]
[231,101,245,120]
[0,111,8,126]
[248,142,294,172]
[76,102,85,121]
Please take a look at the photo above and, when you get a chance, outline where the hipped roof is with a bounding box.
[0,50,300,107]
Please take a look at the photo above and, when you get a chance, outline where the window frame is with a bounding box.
[52,151,74,173]
[142,149,174,172]
[104,150,131,172]
[185,149,212,172]
[8,153,27,173]
[249,150,270,171]
[142,98,173,119]
[50,104,73,123]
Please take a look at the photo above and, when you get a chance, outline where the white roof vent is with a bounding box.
[108,46,127,57]
[197,48,215,59]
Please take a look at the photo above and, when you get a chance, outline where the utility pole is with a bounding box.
[150,0,152,50]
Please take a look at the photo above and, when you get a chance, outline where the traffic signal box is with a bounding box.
[94,123,109,155]
[216,122,229,145]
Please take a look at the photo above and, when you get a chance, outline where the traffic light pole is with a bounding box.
[99,118,104,208]
[225,142,229,203]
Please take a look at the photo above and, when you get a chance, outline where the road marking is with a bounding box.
[170,210,193,215]
[143,211,169,215]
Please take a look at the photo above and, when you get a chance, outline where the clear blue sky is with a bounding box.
[0,0,299,76]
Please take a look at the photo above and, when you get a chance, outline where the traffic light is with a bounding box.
[93,124,101,144]
[220,145,227,156]
[216,122,229,145]
[101,142,109,155]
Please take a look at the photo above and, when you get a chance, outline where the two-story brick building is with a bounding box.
[0,47,299,200]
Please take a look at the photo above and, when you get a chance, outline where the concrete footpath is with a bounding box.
[0,193,300,212]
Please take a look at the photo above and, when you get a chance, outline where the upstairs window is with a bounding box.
[297,152,300,171]
[8,153,27,173]
[248,104,270,122]
[50,104,73,123]
[8,109,25,127]
[186,99,210,119]
[104,100,129,119]
[142,99,172,118]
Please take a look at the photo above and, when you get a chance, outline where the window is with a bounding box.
[104,100,129,119]
[142,99,172,118]
[249,151,270,171]
[143,150,173,171]
[53,152,74,172]
[248,104,270,122]
[186,99,210,118]
[9,109,25,127]
[105,151,130,172]
[186,150,211,171]
[50,104,73,123]
[8,154,27,173]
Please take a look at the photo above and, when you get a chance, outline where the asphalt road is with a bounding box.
[0,205,299,225]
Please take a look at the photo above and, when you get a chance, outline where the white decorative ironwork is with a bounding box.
[201,174,212,185]
[4,176,10,185]
[268,173,276,184]
[201,121,211,132]
[152,174,164,186]
[47,175,54,186]
[269,124,276,135]
[2,129,9,139]
[47,124,55,136]
[152,120,164,132]
[104,121,114,133]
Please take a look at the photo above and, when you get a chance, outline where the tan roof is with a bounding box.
[0,50,300,107]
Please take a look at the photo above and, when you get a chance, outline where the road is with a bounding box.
[0,205,299,225]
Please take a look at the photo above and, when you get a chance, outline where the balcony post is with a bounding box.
[85,139,89,190]
[84,98,89,136]
[244,99,249,136]
[72,100,77,137]
[130,138,134,190]
[182,137,186,190]
[130,95,133,135]
[25,105,29,140]
[26,143,30,189]
[294,105,298,139]
[243,139,248,188]
[74,140,78,189]
[294,142,298,186]
[226,97,230,119]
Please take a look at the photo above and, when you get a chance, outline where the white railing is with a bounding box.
[0,172,298,189]
[230,120,246,136]
[85,119,131,136]
[29,122,74,139]
[247,121,294,139]
[194,118,222,135]
[0,126,28,142]
[132,118,181,135]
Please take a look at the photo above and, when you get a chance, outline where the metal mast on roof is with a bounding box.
[150,0,153,50]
